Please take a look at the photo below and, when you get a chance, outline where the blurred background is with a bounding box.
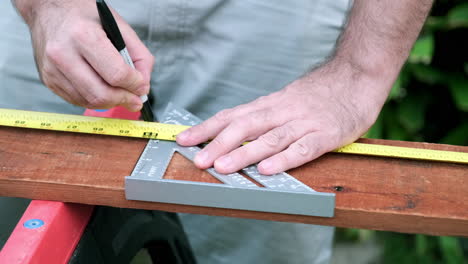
[332,1,468,263]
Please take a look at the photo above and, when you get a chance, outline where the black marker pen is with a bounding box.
[96,0,155,122]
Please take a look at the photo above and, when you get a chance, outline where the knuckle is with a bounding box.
[134,84,148,95]
[108,66,131,87]
[44,43,64,65]
[71,26,89,43]
[231,118,245,130]
[85,94,110,109]
[210,137,227,150]
[291,141,312,158]
[93,29,109,43]
[259,127,287,147]
[243,110,269,127]
[213,109,233,123]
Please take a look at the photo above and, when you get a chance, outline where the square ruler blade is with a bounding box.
[125,103,335,217]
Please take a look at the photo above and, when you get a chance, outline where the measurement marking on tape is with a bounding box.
[335,143,467,164]
[0,108,189,141]
[0,108,467,164]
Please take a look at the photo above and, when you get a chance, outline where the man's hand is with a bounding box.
[177,62,386,175]
[14,0,154,111]
[177,0,433,175]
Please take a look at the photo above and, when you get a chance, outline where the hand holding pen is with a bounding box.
[20,0,154,115]
[97,0,155,121]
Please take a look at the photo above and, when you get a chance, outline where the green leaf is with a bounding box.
[415,234,428,257]
[357,229,374,242]
[438,236,465,264]
[424,16,448,30]
[387,123,409,141]
[447,3,468,28]
[409,34,434,64]
[397,94,429,134]
[448,76,468,112]
[440,122,468,145]
[409,64,447,85]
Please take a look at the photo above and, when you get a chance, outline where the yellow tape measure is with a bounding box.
[0,108,189,141]
[0,108,467,164]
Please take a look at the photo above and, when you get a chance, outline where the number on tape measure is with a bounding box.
[142,132,158,139]
[0,108,190,141]
[0,108,467,164]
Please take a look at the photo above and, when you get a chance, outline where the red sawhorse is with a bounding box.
[0,107,195,264]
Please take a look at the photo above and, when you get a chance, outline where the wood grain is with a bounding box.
[0,126,467,237]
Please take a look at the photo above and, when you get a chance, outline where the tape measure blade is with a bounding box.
[1,107,467,164]
[0,108,189,141]
[336,143,468,164]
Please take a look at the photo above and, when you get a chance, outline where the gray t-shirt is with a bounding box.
[0,1,351,263]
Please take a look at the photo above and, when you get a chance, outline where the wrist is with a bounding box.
[332,50,401,91]
[309,57,394,129]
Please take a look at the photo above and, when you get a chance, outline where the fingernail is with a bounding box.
[177,129,191,142]
[215,155,232,170]
[195,151,209,166]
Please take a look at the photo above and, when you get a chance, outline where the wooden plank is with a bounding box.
[0,126,467,237]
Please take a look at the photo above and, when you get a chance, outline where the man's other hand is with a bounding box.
[177,62,389,175]
[16,0,154,111]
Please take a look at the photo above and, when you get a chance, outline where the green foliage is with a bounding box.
[364,1,468,145]
[449,75,468,111]
[351,1,468,263]
[447,3,468,27]
[409,34,434,64]
[376,233,466,264]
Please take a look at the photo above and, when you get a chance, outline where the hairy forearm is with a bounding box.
[333,0,433,85]
[11,0,36,24]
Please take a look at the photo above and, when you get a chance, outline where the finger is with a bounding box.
[76,31,147,96]
[213,121,309,174]
[192,109,282,169]
[50,69,88,106]
[41,61,88,106]
[194,111,274,169]
[53,50,142,111]
[257,132,333,175]
[177,104,270,146]
[119,21,154,86]
[48,83,77,106]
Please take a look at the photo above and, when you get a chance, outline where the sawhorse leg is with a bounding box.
[0,107,195,263]
[0,201,93,263]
